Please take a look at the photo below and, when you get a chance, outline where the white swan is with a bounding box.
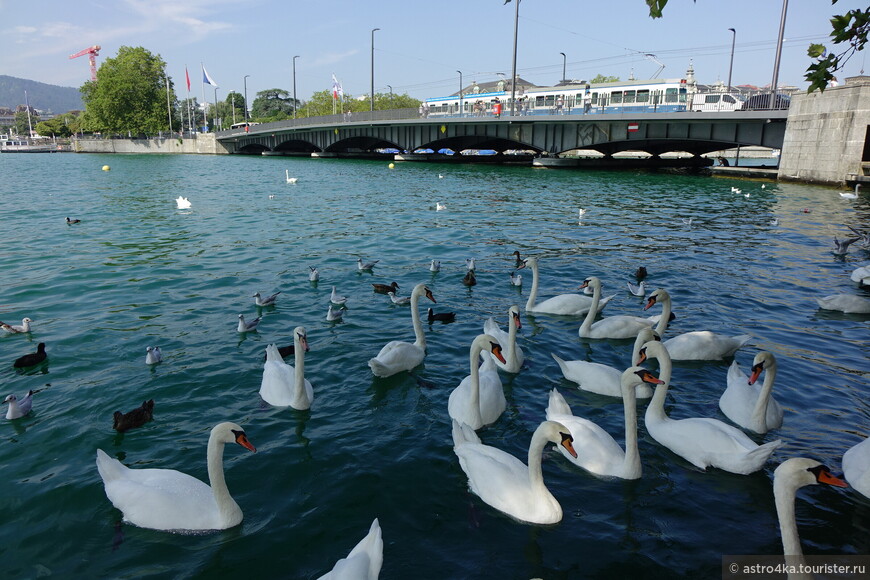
[145,346,163,365]
[4,390,34,420]
[546,367,663,479]
[640,340,782,474]
[237,314,261,332]
[483,305,524,373]
[840,190,858,200]
[317,518,383,580]
[0,317,32,333]
[368,283,435,377]
[719,351,784,434]
[330,286,348,305]
[260,329,312,409]
[816,294,870,314]
[551,326,659,399]
[96,422,257,531]
[643,289,750,360]
[850,264,870,283]
[285,170,298,184]
[448,334,507,430]
[452,418,577,525]
[578,277,665,339]
[774,458,847,563]
[175,196,192,209]
[519,256,612,316]
[843,436,870,499]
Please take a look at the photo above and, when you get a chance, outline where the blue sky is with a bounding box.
[2,0,867,107]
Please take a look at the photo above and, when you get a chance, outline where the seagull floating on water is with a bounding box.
[237,314,261,333]
[358,258,379,271]
[330,286,348,305]
[145,346,163,365]
[436,202,446,211]
[465,258,475,271]
[0,317,32,333]
[627,280,646,296]
[175,196,192,209]
[285,170,298,184]
[308,266,319,282]
[681,217,693,226]
[387,291,412,305]
[510,271,522,286]
[4,390,34,420]
[429,259,441,272]
[326,304,346,321]
[833,235,861,255]
[253,291,281,307]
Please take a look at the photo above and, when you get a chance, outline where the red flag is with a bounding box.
[185,67,191,92]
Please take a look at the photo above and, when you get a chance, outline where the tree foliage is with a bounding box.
[647,0,867,92]
[80,46,176,134]
[35,113,78,137]
[590,74,620,84]
[250,88,298,122]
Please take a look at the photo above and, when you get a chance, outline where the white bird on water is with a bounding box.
[387,291,411,305]
[145,346,163,365]
[358,258,379,271]
[436,202,446,211]
[4,390,35,420]
[465,257,475,271]
[330,286,348,305]
[176,196,192,209]
[429,259,441,272]
[326,304,346,322]
[308,266,319,282]
[510,271,522,286]
[627,280,646,296]
[253,291,281,307]
[0,317,32,333]
[285,170,298,184]
[237,314,261,332]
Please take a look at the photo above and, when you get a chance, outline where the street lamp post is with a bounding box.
[727,28,736,92]
[292,55,299,119]
[371,28,380,113]
[770,0,788,101]
[560,52,566,83]
[243,75,250,123]
[387,84,393,107]
[509,0,520,116]
[457,70,463,116]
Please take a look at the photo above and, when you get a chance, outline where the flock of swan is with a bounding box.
[4,232,866,575]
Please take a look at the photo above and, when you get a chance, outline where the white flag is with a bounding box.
[202,65,219,88]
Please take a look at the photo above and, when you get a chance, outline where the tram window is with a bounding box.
[591,92,599,105]
[665,88,678,103]
[610,92,622,104]
[623,90,636,104]
[636,90,649,103]
[535,96,546,106]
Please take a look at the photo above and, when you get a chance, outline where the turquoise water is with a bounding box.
[1,152,868,579]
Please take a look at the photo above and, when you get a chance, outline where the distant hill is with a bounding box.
[0,76,83,114]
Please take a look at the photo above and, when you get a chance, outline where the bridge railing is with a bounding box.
[218,108,421,137]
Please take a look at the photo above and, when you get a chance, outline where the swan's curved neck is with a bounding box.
[621,383,642,479]
[206,432,241,526]
[294,337,307,401]
[579,282,601,334]
[750,360,776,429]
[506,316,518,364]
[468,341,485,424]
[527,426,551,494]
[653,296,672,336]
[410,290,426,350]
[774,475,804,557]
[525,263,539,311]
[645,349,673,424]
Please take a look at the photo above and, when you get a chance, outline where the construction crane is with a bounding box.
[69,45,101,81]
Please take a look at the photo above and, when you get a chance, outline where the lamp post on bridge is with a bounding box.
[560,52,566,83]
[457,70,463,117]
[727,28,736,92]
[509,0,520,116]
[243,75,250,124]
[371,27,380,113]
[387,84,393,108]
[292,55,299,119]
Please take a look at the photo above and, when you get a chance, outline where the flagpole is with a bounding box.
[214,87,219,131]
[165,77,173,133]
[200,62,206,132]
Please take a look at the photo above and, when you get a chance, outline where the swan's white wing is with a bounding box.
[816,294,870,313]
[368,341,424,376]
[663,331,750,360]
[317,519,383,580]
[259,360,296,406]
[844,437,870,498]
[545,410,625,475]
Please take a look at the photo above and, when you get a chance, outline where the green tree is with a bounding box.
[178,97,205,131]
[13,110,38,135]
[647,0,867,92]
[250,88,297,122]
[35,114,74,137]
[80,46,177,134]
[590,74,620,84]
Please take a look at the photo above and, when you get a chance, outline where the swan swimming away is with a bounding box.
[368,283,435,377]
[260,329,312,409]
[253,291,281,307]
[0,317,32,333]
[546,367,664,479]
[843,436,870,499]
[639,340,782,474]
[483,305,524,373]
[519,256,612,316]
[145,346,163,365]
[317,518,383,580]
[448,334,507,430]
[551,326,659,399]
[237,314,261,333]
[452,418,577,525]
[175,196,192,209]
[840,190,858,199]
[4,390,34,420]
[774,458,846,561]
[285,170,298,184]
[96,422,256,532]
[719,351,784,434]
[578,277,665,339]
[816,294,870,314]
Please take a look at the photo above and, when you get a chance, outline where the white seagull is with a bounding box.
[326,304,346,322]
[253,291,281,307]
[387,291,411,305]
[4,390,34,420]
[308,266,320,282]
[175,196,192,209]
[429,259,441,272]
[358,258,379,271]
[237,314,261,332]
[510,271,522,286]
[435,202,446,211]
[627,280,646,296]
[0,317,32,333]
[330,286,348,305]
[145,346,163,365]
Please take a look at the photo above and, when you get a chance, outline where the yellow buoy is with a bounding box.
[388,163,395,169]
[102,165,110,171]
